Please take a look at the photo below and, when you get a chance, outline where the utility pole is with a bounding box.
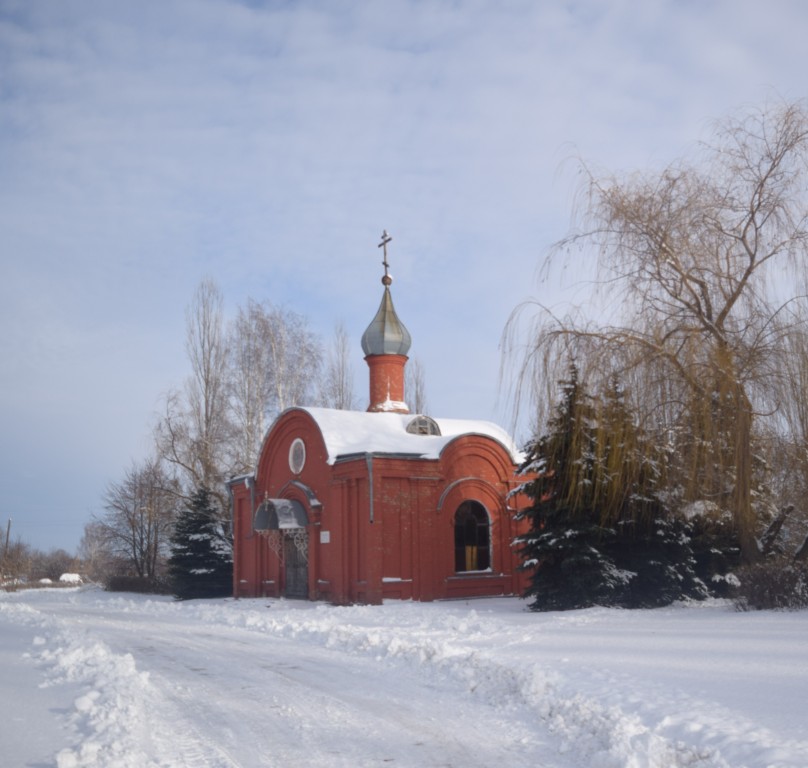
[2,517,10,567]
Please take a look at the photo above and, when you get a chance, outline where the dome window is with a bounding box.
[406,415,441,436]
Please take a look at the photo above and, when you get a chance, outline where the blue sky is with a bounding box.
[1,0,806,554]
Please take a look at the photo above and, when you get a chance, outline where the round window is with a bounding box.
[289,438,306,474]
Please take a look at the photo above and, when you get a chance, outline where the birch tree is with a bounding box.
[319,321,357,411]
[227,299,275,474]
[406,356,429,415]
[262,304,322,414]
[227,300,323,471]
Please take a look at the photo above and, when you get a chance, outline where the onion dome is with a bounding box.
[361,286,412,356]
[361,230,412,357]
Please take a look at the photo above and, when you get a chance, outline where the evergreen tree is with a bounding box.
[687,511,741,597]
[168,487,232,600]
[516,367,707,611]
[614,516,708,607]
[515,365,630,610]
[596,380,706,607]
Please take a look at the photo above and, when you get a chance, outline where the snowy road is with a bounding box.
[49,601,553,767]
[2,588,807,768]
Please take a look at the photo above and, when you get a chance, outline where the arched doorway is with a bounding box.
[453,500,491,572]
[253,498,310,599]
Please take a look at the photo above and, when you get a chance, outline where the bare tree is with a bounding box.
[406,356,429,414]
[319,322,356,411]
[227,299,275,473]
[28,548,77,582]
[226,300,324,471]
[185,278,231,489]
[94,459,179,580]
[156,279,234,512]
[767,321,808,553]
[505,101,808,564]
[262,304,323,414]
[1,537,31,584]
[156,282,325,510]
[77,521,121,584]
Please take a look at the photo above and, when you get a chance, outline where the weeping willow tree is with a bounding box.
[767,320,808,556]
[506,101,808,565]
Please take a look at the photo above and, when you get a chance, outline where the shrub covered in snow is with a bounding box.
[732,560,808,611]
[106,575,172,594]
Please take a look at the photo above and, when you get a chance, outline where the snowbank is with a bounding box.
[1,588,806,767]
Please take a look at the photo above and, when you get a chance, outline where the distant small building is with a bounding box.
[229,234,530,604]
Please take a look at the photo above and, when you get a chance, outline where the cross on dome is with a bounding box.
[362,229,411,360]
[378,230,393,286]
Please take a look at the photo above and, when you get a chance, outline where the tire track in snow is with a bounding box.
[10,591,806,768]
[39,597,559,767]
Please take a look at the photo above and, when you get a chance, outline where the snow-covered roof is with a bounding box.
[292,407,522,465]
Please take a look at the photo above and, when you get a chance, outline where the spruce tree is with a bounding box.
[516,367,707,611]
[614,516,708,607]
[168,487,232,600]
[595,380,705,607]
[688,512,741,597]
[515,365,629,611]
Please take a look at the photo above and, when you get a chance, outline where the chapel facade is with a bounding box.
[229,233,531,604]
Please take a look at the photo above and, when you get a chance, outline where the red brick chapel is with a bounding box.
[229,232,530,604]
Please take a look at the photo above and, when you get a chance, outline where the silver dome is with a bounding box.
[361,287,412,356]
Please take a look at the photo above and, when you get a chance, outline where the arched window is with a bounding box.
[454,501,491,572]
[406,415,441,436]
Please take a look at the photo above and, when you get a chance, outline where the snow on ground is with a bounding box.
[1,588,806,768]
